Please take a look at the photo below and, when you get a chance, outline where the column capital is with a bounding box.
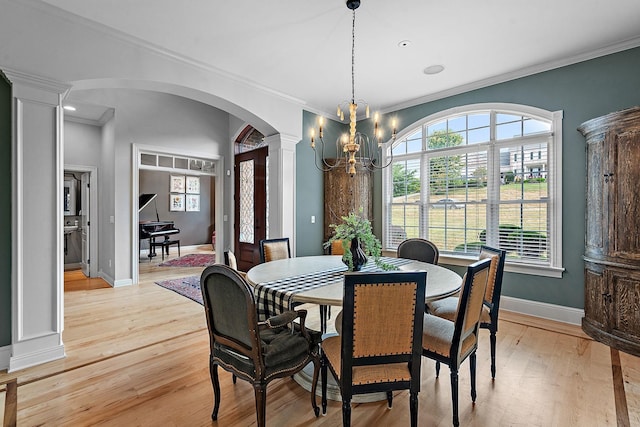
[1,66,70,95]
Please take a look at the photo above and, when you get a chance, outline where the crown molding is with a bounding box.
[383,35,640,115]
[0,66,71,95]
[18,0,307,107]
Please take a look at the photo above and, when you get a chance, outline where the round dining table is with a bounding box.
[246,255,462,403]
[246,255,462,307]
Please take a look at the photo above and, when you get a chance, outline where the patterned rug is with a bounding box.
[159,253,215,268]
[154,275,202,305]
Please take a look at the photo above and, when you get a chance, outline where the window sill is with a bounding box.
[438,254,565,278]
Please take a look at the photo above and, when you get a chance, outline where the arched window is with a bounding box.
[382,103,563,276]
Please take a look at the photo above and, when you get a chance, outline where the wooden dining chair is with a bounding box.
[259,237,291,263]
[200,264,320,427]
[223,250,246,278]
[421,258,491,427]
[318,270,427,427]
[427,245,507,378]
[397,238,439,265]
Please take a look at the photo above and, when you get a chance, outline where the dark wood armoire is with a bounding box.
[323,159,373,243]
[578,106,640,356]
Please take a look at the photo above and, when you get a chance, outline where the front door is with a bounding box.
[234,146,268,271]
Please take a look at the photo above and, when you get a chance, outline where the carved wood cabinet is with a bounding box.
[578,106,640,356]
[323,159,373,242]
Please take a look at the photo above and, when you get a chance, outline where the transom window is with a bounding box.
[383,103,563,276]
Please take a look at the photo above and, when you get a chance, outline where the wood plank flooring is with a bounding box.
[1,245,640,426]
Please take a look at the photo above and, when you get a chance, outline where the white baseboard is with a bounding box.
[98,270,133,287]
[500,295,584,326]
[98,270,114,286]
[0,345,10,371]
[113,278,133,287]
[9,344,65,373]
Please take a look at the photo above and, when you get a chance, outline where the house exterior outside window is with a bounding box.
[382,103,563,277]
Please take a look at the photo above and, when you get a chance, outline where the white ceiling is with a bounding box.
[48,0,640,120]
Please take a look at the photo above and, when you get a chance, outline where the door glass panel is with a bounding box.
[239,159,255,244]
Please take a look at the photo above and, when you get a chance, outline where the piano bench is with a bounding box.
[151,239,180,261]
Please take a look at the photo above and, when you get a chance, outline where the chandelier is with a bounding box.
[310,0,397,176]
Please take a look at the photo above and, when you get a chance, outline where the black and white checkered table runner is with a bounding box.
[254,257,414,321]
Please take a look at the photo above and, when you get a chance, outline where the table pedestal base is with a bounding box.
[295,333,387,403]
[294,364,388,403]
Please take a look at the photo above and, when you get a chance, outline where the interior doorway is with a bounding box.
[63,165,98,278]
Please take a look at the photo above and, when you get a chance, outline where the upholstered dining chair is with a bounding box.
[397,238,440,265]
[329,239,345,255]
[318,271,427,427]
[421,257,491,427]
[259,237,334,333]
[259,237,291,263]
[200,264,320,427]
[223,250,246,278]
[427,245,507,378]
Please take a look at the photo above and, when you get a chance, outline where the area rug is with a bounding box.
[154,275,202,305]
[159,253,215,268]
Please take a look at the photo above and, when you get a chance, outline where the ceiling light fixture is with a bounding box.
[309,0,397,176]
[423,64,445,75]
[63,105,76,111]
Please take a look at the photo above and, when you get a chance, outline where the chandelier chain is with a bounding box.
[308,0,396,176]
[351,8,356,104]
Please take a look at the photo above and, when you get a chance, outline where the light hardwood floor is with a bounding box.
[2,245,640,426]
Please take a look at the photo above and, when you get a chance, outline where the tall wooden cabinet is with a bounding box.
[578,106,640,356]
[323,159,373,242]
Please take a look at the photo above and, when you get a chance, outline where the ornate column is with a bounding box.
[264,133,297,255]
[2,67,70,371]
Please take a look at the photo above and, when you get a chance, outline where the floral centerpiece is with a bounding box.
[324,210,396,271]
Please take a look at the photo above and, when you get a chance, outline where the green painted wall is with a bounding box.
[297,46,640,309]
[0,76,11,347]
[296,112,345,256]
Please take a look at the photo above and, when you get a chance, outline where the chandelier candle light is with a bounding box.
[310,0,397,176]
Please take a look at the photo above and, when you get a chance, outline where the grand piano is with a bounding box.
[139,193,180,260]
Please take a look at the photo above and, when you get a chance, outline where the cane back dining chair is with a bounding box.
[397,238,440,265]
[318,271,427,427]
[200,264,320,427]
[427,245,506,378]
[259,237,291,263]
[421,257,491,427]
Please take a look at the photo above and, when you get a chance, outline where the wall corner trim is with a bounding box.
[0,345,10,371]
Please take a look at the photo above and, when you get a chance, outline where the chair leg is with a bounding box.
[321,356,328,415]
[254,382,267,427]
[490,329,497,379]
[470,352,477,402]
[310,357,320,417]
[450,367,460,427]
[210,360,221,420]
[386,391,393,408]
[342,397,352,427]
[410,391,419,427]
[319,305,327,334]
[435,360,441,377]
[232,374,237,384]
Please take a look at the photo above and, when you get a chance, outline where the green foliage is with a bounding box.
[478,224,547,258]
[324,210,396,271]
[503,171,515,184]
[453,241,484,253]
[393,163,420,197]
[428,130,464,194]
[478,224,522,244]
